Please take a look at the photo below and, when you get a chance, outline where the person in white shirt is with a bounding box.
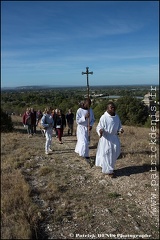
[41,107,54,155]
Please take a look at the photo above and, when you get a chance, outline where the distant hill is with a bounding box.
[1,84,159,92]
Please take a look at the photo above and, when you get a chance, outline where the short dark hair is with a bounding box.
[107,101,115,106]
[107,101,115,108]
[79,101,84,108]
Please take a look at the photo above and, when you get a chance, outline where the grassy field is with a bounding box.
[1,115,159,239]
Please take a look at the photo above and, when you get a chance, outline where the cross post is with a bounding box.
[82,67,93,144]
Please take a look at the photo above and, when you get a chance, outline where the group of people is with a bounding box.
[22,107,74,148]
[22,99,124,178]
[40,108,72,152]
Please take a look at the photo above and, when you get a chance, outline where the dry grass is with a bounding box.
[1,115,159,239]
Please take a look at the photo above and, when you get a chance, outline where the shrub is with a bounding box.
[1,108,14,132]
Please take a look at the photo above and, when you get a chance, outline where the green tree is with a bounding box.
[115,96,149,126]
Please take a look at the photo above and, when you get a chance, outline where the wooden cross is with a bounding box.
[82,67,93,143]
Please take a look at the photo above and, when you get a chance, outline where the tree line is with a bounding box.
[1,86,159,132]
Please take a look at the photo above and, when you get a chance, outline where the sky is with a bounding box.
[1,1,159,88]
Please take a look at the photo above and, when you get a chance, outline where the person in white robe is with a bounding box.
[95,101,124,177]
[75,99,95,159]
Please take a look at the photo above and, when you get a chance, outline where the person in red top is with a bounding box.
[54,109,66,144]
[22,108,34,137]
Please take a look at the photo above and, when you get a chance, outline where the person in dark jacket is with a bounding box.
[54,109,66,144]
[52,109,58,137]
[66,108,74,135]
[31,108,37,134]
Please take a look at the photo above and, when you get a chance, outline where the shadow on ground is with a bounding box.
[89,157,159,177]
[115,164,155,177]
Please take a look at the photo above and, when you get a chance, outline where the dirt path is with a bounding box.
[18,126,159,239]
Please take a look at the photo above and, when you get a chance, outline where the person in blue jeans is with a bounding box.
[41,107,54,154]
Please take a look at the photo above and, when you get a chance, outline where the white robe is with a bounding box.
[75,108,95,157]
[95,111,122,174]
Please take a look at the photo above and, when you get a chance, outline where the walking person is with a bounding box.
[75,98,95,161]
[86,98,95,144]
[54,109,66,144]
[36,110,43,124]
[31,107,37,134]
[66,108,74,135]
[95,101,124,178]
[22,108,33,137]
[54,109,59,138]
[41,107,54,155]
[51,109,57,137]
[36,110,45,136]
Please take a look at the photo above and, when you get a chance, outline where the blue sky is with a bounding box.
[1,1,159,88]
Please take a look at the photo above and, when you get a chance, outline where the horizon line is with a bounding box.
[2,83,159,89]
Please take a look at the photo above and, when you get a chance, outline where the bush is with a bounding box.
[1,109,14,132]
